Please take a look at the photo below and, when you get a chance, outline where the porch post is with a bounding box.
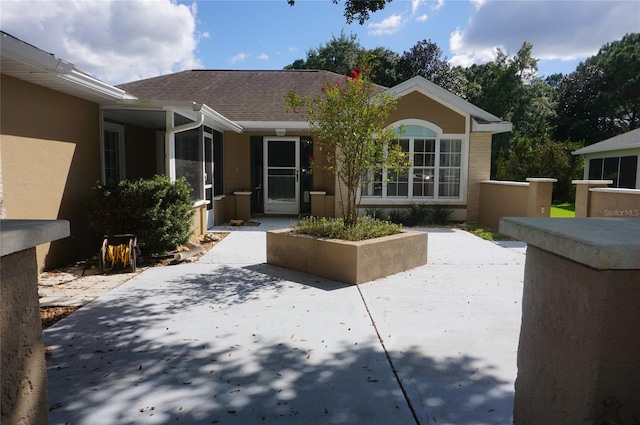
[165,111,176,181]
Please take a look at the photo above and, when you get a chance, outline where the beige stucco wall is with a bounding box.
[387,91,466,133]
[479,181,528,230]
[514,245,640,424]
[1,75,101,270]
[587,188,640,218]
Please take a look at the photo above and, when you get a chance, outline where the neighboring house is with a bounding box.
[1,32,511,270]
[573,128,640,189]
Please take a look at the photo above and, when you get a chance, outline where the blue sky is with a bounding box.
[1,0,639,85]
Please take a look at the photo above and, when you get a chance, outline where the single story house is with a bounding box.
[573,128,640,189]
[1,32,511,271]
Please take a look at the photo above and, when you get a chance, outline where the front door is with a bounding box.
[264,137,299,214]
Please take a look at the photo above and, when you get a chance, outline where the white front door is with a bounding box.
[264,137,299,214]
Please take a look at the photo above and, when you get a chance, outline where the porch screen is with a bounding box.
[175,129,203,199]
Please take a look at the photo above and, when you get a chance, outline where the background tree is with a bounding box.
[285,32,364,77]
[364,46,401,87]
[397,39,466,95]
[554,33,640,145]
[496,135,583,202]
[287,0,393,24]
[285,69,407,225]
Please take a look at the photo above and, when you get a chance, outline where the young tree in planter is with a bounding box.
[285,68,408,226]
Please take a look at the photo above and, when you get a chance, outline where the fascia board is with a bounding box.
[471,119,513,134]
[56,70,132,101]
[1,32,73,73]
[236,121,312,131]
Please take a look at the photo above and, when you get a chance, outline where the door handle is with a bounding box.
[296,169,299,182]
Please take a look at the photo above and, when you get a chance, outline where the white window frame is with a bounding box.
[101,122,126,184]
[360,119,468,205]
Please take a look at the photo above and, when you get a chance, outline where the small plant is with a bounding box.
[87,175,194,254]
[460,222,509,241]
[388,209,408,225]
[365,208,387,221]
[293,216,402,241]
[427,205,454,225]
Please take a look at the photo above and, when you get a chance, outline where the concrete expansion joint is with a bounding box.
[355,282,422,425]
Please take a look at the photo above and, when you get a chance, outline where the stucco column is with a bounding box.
[525,178,557,217]
[500,217,640,424]
[1,219,70,425]
[310,191,326,217]
[233,192,252,221]
[572,180,613,218]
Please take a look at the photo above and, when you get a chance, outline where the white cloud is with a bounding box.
[229,53,249,64]
[432,0,444,11]
[258,53,269,60]
[0,0,203,84]
[449,0,640,67]
[411,0,425,14]
[416,14,429,23]
[368,14,404,36]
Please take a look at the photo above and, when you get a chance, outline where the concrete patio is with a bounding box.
[44,218,526,425]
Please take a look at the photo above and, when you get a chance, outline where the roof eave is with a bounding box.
[472,119,513,134]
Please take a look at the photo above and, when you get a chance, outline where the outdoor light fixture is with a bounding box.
[275,128,286,136]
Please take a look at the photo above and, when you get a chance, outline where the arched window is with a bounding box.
[362,120,465,202]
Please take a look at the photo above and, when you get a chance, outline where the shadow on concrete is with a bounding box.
[44,262,513,424]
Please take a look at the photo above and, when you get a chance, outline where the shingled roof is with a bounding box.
[117,69,371,123]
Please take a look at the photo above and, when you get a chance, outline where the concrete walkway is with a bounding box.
[44,219,526,425]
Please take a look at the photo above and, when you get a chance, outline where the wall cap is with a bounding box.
[233,191,252,195]
[590,187,640,195]
[309,191,327,195]
[526,178,558,183]
[1,219,70,257]
[480,180,529,187]
[572,179,613,185]
[499,217,640,270]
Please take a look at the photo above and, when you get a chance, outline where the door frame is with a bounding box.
[263,136,300,215]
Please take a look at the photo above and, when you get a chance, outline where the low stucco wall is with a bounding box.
[266,229,428,284]
[479,179,555,230]
[479,181,528,230]
[587,188,640,218]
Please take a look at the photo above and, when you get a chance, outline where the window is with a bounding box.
[588,155,638,189]
[175,129,203,200]
[363,123,464,201]
[103,122,125,184]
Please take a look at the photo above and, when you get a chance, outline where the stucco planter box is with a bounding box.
[266,229,428,284]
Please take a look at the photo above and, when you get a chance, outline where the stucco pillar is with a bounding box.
[233,191,252,221]
[500,217,640,424]
[1,219,70,425]
[572,180,613,218]
[310,191,326,217]
[525,178,557,217]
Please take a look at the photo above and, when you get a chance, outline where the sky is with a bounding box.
[1,0,638,85]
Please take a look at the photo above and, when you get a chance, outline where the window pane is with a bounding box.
[104,130,120,184]
[268,140,295,167]
[588,158,603,180]
[412,168,434,197]
[175,130,203,199]
[603,157,620,187]
[439,169,460,197]
[619,156,638,189]
[387,171,408,197]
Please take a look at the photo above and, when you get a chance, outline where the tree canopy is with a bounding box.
[287,0,393,24]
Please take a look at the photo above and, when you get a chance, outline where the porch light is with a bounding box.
[275,128,286,136]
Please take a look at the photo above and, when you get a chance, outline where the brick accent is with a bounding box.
[467,133,492,222]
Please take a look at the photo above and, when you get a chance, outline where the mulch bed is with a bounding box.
[40,232,227,329]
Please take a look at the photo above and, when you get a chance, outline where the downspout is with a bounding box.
[165,108,205,182]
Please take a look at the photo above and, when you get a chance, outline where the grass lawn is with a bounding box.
[551,203,575,218]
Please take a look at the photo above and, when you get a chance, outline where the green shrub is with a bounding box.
[364,208,388,221]
[293,216,402,241]
[388,209,408,225]
[427,205,454,225]
[87,175,194,254]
